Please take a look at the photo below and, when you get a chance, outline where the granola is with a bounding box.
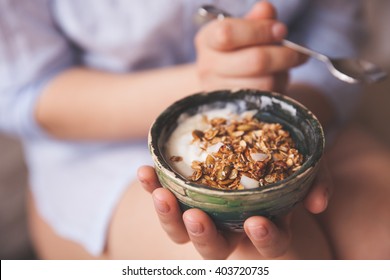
[168,111,303,190]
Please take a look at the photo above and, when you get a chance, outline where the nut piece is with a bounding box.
[170,156,183,162]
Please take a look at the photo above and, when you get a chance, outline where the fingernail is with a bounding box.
[153,197,170,214]
[272,22,287,41]
[249,225,268,241]
[185,220,204,235]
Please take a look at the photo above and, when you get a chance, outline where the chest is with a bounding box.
[52,0,306,71]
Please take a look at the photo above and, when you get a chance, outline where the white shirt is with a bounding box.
[0,0,363,255]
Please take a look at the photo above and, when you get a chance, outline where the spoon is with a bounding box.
[196,5,388,84]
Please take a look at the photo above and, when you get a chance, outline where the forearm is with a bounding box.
[34,62,336,141]
[35,64,201,140]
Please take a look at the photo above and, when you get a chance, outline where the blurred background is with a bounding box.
[357,1,390,143]
[1,1,389,259]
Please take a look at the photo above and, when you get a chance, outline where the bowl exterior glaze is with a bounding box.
[149,89,324,231]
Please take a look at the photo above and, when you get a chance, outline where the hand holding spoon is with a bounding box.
[196,5,387,84]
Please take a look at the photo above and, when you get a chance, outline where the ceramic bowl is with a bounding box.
[148,89,324,231]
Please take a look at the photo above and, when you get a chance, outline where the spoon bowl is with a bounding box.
[281,39,388,84]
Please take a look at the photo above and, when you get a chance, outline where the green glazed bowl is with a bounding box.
[148,89,324,231]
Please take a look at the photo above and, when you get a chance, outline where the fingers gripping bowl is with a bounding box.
[148,89,324,231]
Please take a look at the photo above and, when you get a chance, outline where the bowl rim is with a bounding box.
[149,89,325,195]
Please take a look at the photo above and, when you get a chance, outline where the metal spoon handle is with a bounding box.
[281,39,328,63]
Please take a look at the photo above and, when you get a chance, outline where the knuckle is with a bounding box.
[196,66,214,90]
[196,60,211,80]
[288,49,307,67]
[213,21,234,49]
[255,20,277,43]
[249,49,269,75]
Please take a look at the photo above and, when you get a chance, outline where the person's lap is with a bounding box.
[28,184,331,259]
[28,180,201,259]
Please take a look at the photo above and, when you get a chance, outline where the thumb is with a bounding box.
[244,214,292,258]
[137,165,162,194]
[245,1,277,20]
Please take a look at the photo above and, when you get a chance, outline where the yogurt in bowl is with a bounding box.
[166,107,304,191]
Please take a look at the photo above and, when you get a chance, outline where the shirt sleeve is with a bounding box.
[287,0,365,124]
[0,1,76,139]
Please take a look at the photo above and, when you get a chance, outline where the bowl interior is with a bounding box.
[149,89,324,193]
